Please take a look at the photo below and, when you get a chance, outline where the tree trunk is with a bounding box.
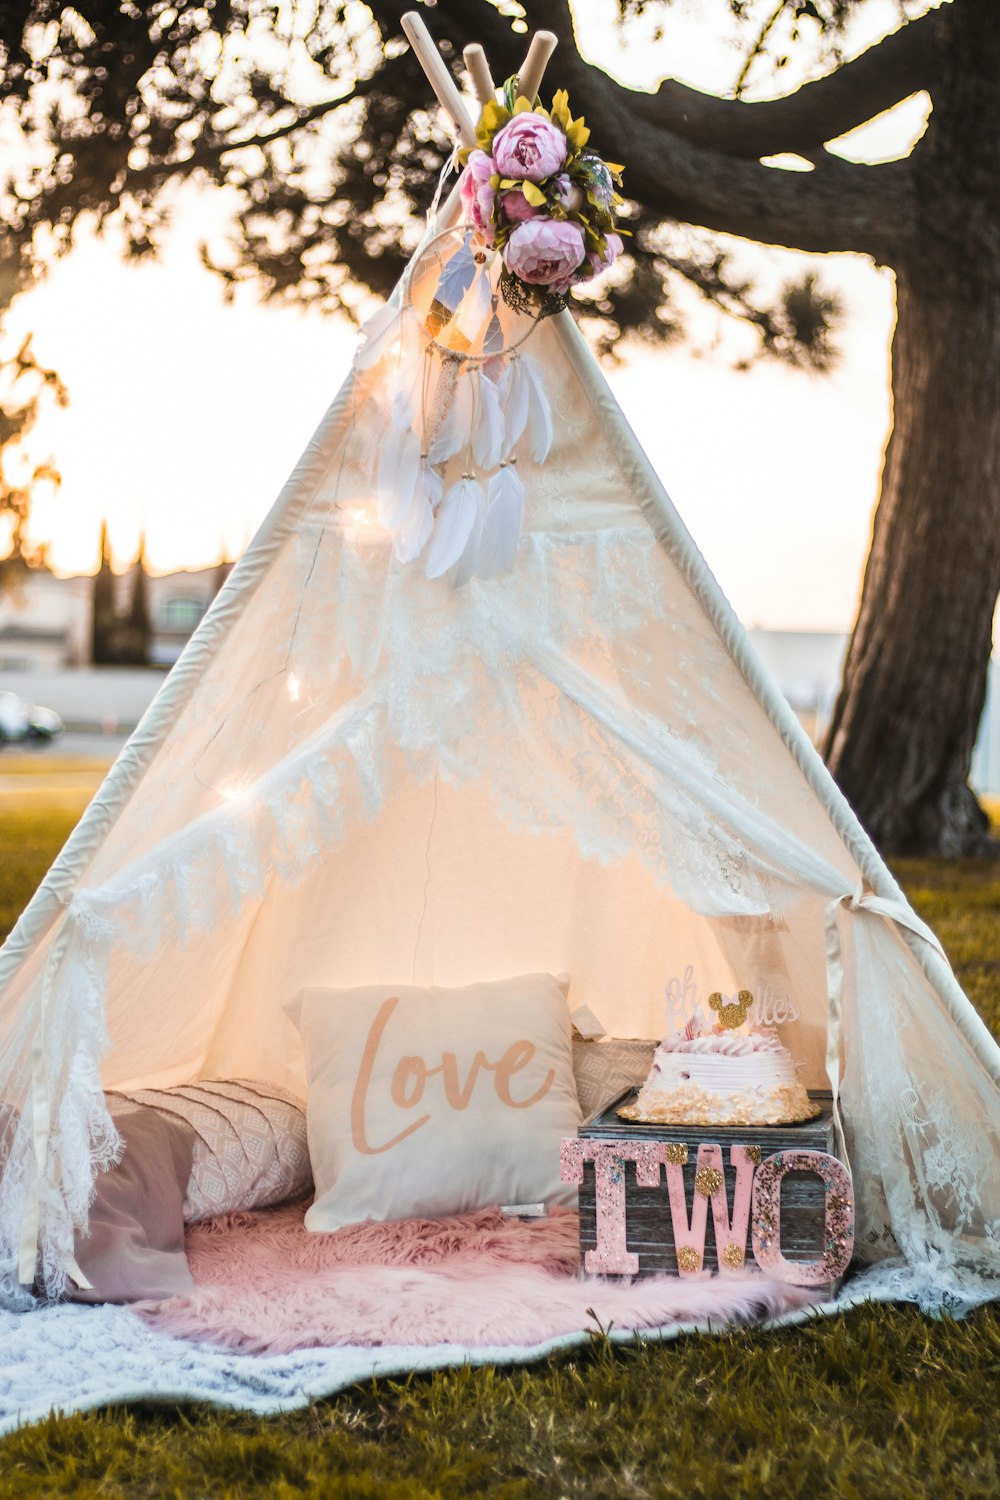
[824,270,1000,855]
[824,0,1000,857]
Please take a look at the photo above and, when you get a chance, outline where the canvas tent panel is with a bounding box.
[49,485,862,1082]
[191,779,839,1095]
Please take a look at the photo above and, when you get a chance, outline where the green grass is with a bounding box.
[1,767,999,1498]
[0,807,84,944]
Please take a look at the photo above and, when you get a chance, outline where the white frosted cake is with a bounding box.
[619,1018,818,1127]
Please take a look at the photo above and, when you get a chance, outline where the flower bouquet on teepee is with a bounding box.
[353,36,628,585]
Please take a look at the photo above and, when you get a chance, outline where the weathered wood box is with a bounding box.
[575,1089,843,1292]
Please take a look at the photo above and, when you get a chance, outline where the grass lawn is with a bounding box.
[1,765,998,1497]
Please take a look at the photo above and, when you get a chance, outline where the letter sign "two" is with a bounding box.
[560,1140,854,1284]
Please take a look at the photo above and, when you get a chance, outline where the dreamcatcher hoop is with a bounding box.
[402,226,554,366]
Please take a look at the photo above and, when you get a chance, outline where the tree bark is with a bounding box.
[823,0,1000,855]
[824,274,1000,855]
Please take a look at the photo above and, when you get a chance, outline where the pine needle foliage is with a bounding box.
[0,778,998,1498]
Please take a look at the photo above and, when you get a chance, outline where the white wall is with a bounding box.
[0,667,164,732]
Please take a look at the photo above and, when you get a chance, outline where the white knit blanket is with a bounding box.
[1,1287,891,1437]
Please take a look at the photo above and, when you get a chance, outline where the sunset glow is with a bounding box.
[4,0,928,630]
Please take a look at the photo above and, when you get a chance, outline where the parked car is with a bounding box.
[0,690,63,743]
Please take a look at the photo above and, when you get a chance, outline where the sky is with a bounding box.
[4,0,931,631]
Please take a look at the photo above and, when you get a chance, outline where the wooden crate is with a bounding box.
[576,1089,841,1290]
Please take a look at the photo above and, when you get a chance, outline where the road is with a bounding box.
[0,730,128,762]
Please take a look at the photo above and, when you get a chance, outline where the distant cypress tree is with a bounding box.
[90,521,116,665]
[123,535,151,666]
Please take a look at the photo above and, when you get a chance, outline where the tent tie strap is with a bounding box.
[823,880,946,1171]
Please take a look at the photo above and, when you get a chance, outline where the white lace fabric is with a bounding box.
[1,305,998,1318]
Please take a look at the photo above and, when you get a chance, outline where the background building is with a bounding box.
[0,559,228,673]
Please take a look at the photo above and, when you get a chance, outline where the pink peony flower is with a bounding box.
[583,231,624,278]
[460,149,497,243]
[500,188,540,224]
[493,113,566,183]
[551,172,584,214]
[505,218,586,288]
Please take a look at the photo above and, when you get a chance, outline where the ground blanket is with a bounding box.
[2,1204,857,1436]
[134,1203,817,1354]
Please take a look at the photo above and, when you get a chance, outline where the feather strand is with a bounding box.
[425,476,484,580]
[476,464,526,580]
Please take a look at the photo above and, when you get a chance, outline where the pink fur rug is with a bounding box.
[135,1201,819,1353]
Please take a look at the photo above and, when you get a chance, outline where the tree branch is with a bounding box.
[617,113,916,260]
[121,56,406,185]
[629,10,944,160]
[375,1,919,260]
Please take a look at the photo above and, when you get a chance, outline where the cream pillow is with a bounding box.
[106,1080,311,1223]
[287,974,582,1231]
[571,1037,659,1121]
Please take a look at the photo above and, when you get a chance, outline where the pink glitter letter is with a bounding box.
[751,1150,855,1285]
[662,1145,706,1276]
[709,1145,757,1274]
[560,1139,663,1276]
[663,1144,755,1275]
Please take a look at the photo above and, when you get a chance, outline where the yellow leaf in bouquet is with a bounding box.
[566,117,591,152]
[476,99,509,150]
[521,181,547,207]
[550,89,572,133]
[479,100,508,133]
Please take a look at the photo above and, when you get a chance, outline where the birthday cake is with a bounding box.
[618,990,819,1127]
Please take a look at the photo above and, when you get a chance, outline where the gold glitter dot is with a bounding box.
[663,1143,688,1165]
[745,1145,762,1165]
[722,1243,745,1269]
[695,1166,724,1197]
[676,1246,702,1272]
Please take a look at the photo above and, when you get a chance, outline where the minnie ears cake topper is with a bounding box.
[708,990,755,1030]
[458,79,627,316]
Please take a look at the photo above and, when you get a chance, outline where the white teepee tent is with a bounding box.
[1,17,998,1315]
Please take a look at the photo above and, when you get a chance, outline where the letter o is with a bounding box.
[751,1149,854,1285]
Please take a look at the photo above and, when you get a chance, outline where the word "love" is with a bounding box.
[560,1140,854,1286]
[351,996,555,1155]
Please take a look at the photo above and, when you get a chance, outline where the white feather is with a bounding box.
[456,263,494,345]
[426,363,474,466]
[390,324,428,433]
[356,300,404,371]
[451,488,488,587]
[476,464,526,579]
[376,426,422,530]
[501,358,530,456]
[421,462,443,512]
[472,370,504,471]
[393,490,435,563]
[425,476,483,580]
[521,355,553,463]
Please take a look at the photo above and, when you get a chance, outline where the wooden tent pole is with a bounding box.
[401,12,478,147]
[515,31,557,105]
[402,14,560,151]
[463,43,496,109]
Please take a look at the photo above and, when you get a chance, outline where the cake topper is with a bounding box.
[663,969,800,1032]
[708,989,754,1030]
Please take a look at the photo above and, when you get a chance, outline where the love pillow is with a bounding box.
[286,974,582,1231]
